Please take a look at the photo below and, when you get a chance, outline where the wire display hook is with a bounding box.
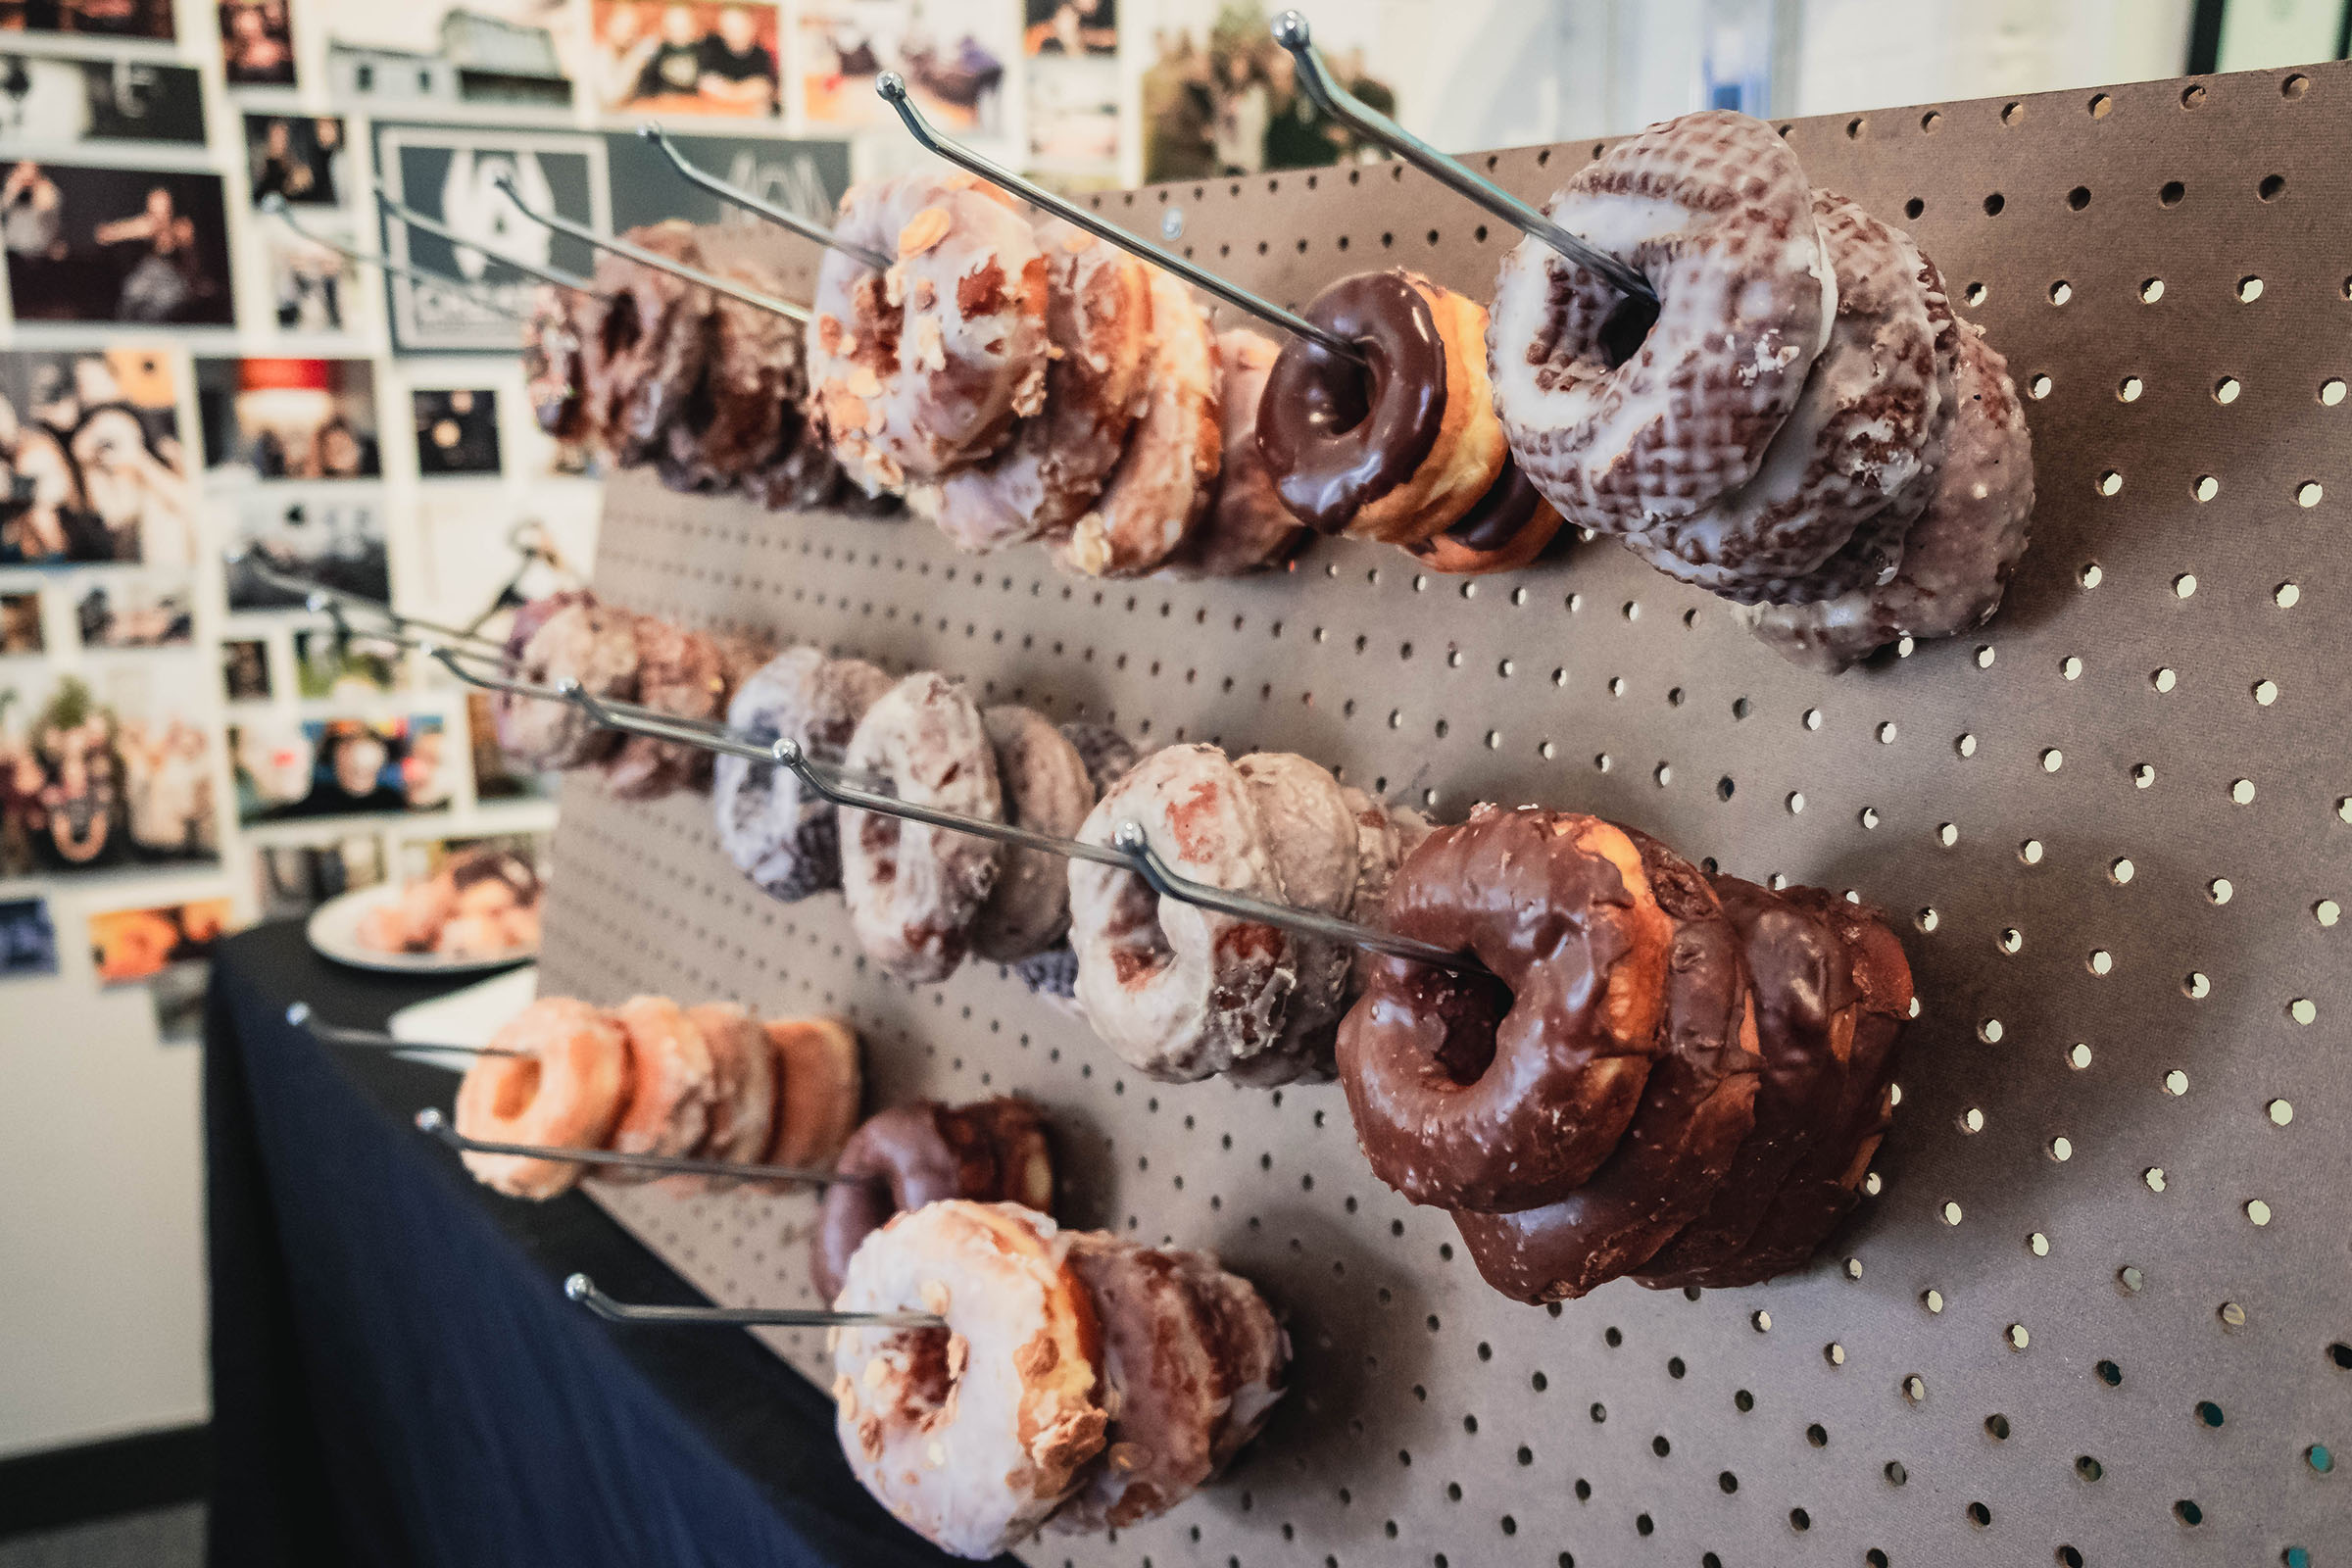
[370,182,601,296]
[488,173,810,324]
[259,194,534,321]
[414,1108,868,1189]
[564,1273,944,1330]
[636,123,891,270]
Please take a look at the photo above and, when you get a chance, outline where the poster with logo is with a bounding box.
[599,127,849,232]
[371,122,608,353]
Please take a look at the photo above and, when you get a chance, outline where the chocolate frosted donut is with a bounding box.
[1258,270,1507,544]
[1451,832,1761,1301]
[810,1101,1001,1303]
[971,706,1095,963]
[711,648,894,902]
[840,672,1004,981]
[1160,329,1311,578]
[1337,806,1677,1211]
[1401,456,1565,576]
[603,616,727,801]
[522,285,588,441]
[581,221,713,463]
[496,598,640,771]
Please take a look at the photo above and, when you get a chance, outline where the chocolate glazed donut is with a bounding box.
[1402,456,1565,576]
[810,1102,999,1303]
[1336,806,1677,1211]
[1451,832,1761,1302]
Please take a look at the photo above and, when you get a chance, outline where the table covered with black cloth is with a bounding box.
[203,920,982,1568]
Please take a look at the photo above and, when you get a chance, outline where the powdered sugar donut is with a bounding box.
[496,598,640,771]
[831,1201,1107,1559]
[452,998,630,1200]
[808,173,1051,492]
[603,616,727,801]
[598,995,716,1186]
[841,672,1004,981]
[1067,744,1297,1082]
[1160,329,1309,577]
[712,649,894,902]
[970,706,1095,963]
[1225,752,1358,1087]
[1489,110,1833,533]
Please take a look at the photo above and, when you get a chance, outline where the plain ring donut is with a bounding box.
[451,999,630,1200]
[598,995,716,1186]
[840,672,1004,981]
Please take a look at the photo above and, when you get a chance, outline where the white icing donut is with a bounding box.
[841,672,1004,981]
[970,706,1096,963]
[1225,752,1358,1087]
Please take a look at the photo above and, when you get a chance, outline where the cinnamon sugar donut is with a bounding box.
[1452,832,1761,1301]
[522,285,589,441]
[603,616,727,801]
[1055,270,1220,579]
[1160,329,1310,578]
[831,1201,1107,1559]
[1489,110,1834,532]
[598,995,717,1186]
[928,220,1152,552]
[970,706,1095,963]
[1067,745,1298,1083]
[581,221,713,463]
[808,173,1051,492]
[452,998,629,1200]
[1226,752,1359,1087]
[496,598,640,772]
[812,1100,1001,1302]
[712,649,894,902]
[762,1015,862,1178]
[840,672,1004,981]
[1337,807,1677,1210]
[660,256,807,492]
[659,1002,774,1195]
[1401,457,1566,576]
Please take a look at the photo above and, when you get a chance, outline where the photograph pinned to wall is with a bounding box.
[246,114,346,207]
[0,896,59,979]
[74,567,192,648]
[0,346,195,566]
[373,122,607,353]
[587,1,781,118]
[0,662,220,876]
[319,0,576,113]
[2,161,234,325]
[1024,0,1114,56]
[412,388,503,476]
[0,0,175,39]
[292,625,400,698]
[195,357,380,480]
[600,125,848,230]
[231,711,455,824]
[220,1,296,87]
[253,831,384,920]
[2,591,42,655]
[220,636,270,701]
[797,0,1012,135]
[0,56,207,147]
[1139,11,1397,182]
[88,897,234,1042]
[221,488,390,609]
[1027,52,1118,173]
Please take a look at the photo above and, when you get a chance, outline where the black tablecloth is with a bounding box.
[204,921,974,1568]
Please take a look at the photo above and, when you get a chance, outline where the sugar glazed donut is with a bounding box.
[831,1201,1107,1559]
[659,1002,775,1195]
[1337,806,1678,1210]
[598,995,716,1186]
[1159,329,1311,578]
[761,1015,863,1182]
[495,597,641,772]
[969,706,1096,963]
[812,1100,1004,1302]
[808,172,1051,492]
[840,672,1004,981]
[1226,751,1359,1087]
[602,615,727,801]
[451,998,630,1200]
[580,222,713,463]
[711,648,894,902]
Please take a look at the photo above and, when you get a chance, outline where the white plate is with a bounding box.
[386,965,541,1072]
[305,884,539,975]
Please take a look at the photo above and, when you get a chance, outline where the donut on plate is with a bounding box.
[1224,751,1359,1087]
[1337,806,1677,1211]
[760,1015,862,1185]
[580,221,714,464]
[1160,329,1311,578]
[598,995,717,1186]
[1488,110,1833,534]
[659,255,808,494]
[831,1201,1108,1559]
[712,648,894,902]
[602,615,728,802]
[1399,456,1565,577]
[659,1002,775,1195]
[808,172,1051,492]
[811,1100,1004,1302]
[451,998,629,1200]
[840,672,1004,981]
[495,597,641,772]
[969,706,1095,963]
[522,286,589,442]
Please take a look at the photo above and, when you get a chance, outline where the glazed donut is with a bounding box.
[582,222,713,463]
[1172,1249,1289,1470]
[659,1002,775,1195]
[808,172,1051,492]
[1746,321,2034,670]
[1340,787,1430,994]
[712,649,894,902]
[1010,725,1136,1004]
[1224,752,1359,1088]
[603,616,728,801]
[1635,878,1867,1287]
[1256,270,1507,544]
[928,220,1152,552]
[970,706,1095,963]
[1488,110,1833,533]
[840,672,1004,981]
[812,1101,1001,1303]
[762,1015,862,1181]
[660,256,807,493]
[451,998,630,1200]
[1054,269,1220,579]
[1620,189,1945,601]
[496,598,640,772]
[1401,456,1566,576]
[598,995,716,1186]
[1067,744,1298,1083]
[1336,806,1677,1211]
[1160,329,1310,578]
[1451,832,1761,1301]
[522,286,589,441]
[745,414,853,513]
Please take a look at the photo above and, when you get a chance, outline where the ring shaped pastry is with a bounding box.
[840,672,1004,981]
[452,999,630,1200]
[712,649,894,902]
[1258,270,1508,545]
[1013,722,1141,1003]
[811,1101,1003,1303]
[496,598,640,772]
[1488,110,1833,533]
[522,286,589,441]
[1175,1250,1289,1471]
[967,1095,1055,1213]
[831,1201,1107,1559]
[930,220,1152,552]
[1055,270,1220,578]
[970,707,1096,963]
[1337,806,1677,1211]
[1224,752,1360,1088]
[1067,744,1297,1083]
[1452,833,1761,1301]
[604,616,727,801]
[659,1002,775,1196]
[581,221,712,463]
[808,173,1051,491]
[661,256,807,493]
[1400,456,1565,576]
[598,995,716,1186]
[759,1015,862,1193]
[1160,329,1311,578]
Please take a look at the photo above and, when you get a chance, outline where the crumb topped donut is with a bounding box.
[452,998,629,1200]
[841,672,1004,981]
[712,649,894,902]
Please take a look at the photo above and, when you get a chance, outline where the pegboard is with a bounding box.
[533,61,2352,1568]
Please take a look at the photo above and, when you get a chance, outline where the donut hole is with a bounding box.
[867,1324,959,1422]
[491,1057,542,1120]
[1597,291,1662,369]
[1414,965,1517,1085]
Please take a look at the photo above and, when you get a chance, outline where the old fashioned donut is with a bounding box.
[812,1101,1002,1303]
[1055,269,1220,579]
[1746,321,2034,669]
[927,220,1152,552]
[1488,110,1833,533]
[1160,329,1311,578]
[762,1015,862,1182]
[1171,1250,1289,1470]
[581,222,713,463]
[1337,806,1678,1211]
[808,173,1051,492]
[603,615,727,801]
[1400,455,1565,576]
[712,649,895,902]
[452,998,630,1200]
[597,996,717,1186]
[1451,832,1760,1301]
[831,1201,1107,1558]
[496,598,641,772]
[970,706,1095,963]
[1637,878,1865,1287]
[522,286,589,441]
[658,1002,775,1195]
[1258,270,1507,544]
[841,672,1004,981]
[1067,744,1298,1083]
[660,256,808,493]
[1225,752,1359,1088]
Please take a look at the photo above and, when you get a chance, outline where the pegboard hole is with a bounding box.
[1983,193,2005,217]
[2253,679,2278,706]
[2005,1323,2031,1350]
[2316,899,2340,926]
[2050,1137,2075,1161]
[1955,731,1978,757]
[2068,185,2092,210]
[1985,1413,2011,1440]
[2119,1267,2144,1295]
[2239,275,2266,302]
[2050,279,2074,306]
[2297,479,2324,506]
[2087,949,2113,975]
[1650,1435,1671,1457]
[2069,1044,2094,1070]
[2245,1199,2274,1225]
[2214,376,2242,404]
[1964,281,1988,306]
[2145,1166,2169,1192]
[1961,1106,1986,1132]
[2183,972,2210,998]
[2059,1550,2084,1568]
[1734,1389,1754,1412]
[1976,1018,2001,1044]
[2219,1300,2248,1328]
[1937,822,1960,848]
[2020,839,2045,863]
[2133,763,2156,789]
[1904,197,1925,220]
[1915,906,1939,934]
[1922,1289,1945,1314]
[1788,1507,1812,1532]
[1968,1501,1992,1528]
[2029,1231,2051,1256]
[2271,1099,2296,1125]
[2260,173,2287,201]
[2140,276,2165,303]
[2112,857,2137,883]
[2175,1499,2205,1526]
[2117,375,2142,402]
[2164,1068,2190,1095]
[1824,1342,1847,1366]
[2095,469,2123,496]
[2077,560,2100,584]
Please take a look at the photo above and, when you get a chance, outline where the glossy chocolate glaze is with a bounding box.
[1442,453,1545,553]
[1335,806,1671,1212]
[811,1102,998,1303]
[1255,271,1447,533]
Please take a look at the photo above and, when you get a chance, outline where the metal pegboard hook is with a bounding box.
[486,173,811,324]
[415,1107,873,1190]
[288,1004,522,1057]
[224,551,510,657]
[636,122,891,270]
[873,71,1365,365]
[1271,10,1654,304]
[564,1273,945,1330]
[258,193,535,321]
[370,181,600,296]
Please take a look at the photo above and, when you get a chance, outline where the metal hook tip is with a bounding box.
[285,1001,311,1026]
[771,736,804,765]
[564,1273,594,1301]
[875,71,908,102]
[415,1107,446,1132]
[554,676,583,696]
[1111,819,1149,854]
[636,122,661,141]
[1271,9,1310,46]
[259,193,286,215]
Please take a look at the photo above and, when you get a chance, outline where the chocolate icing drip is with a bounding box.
[1255,271,1447,533]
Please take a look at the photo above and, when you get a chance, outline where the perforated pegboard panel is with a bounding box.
[534,62,2352,1568]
